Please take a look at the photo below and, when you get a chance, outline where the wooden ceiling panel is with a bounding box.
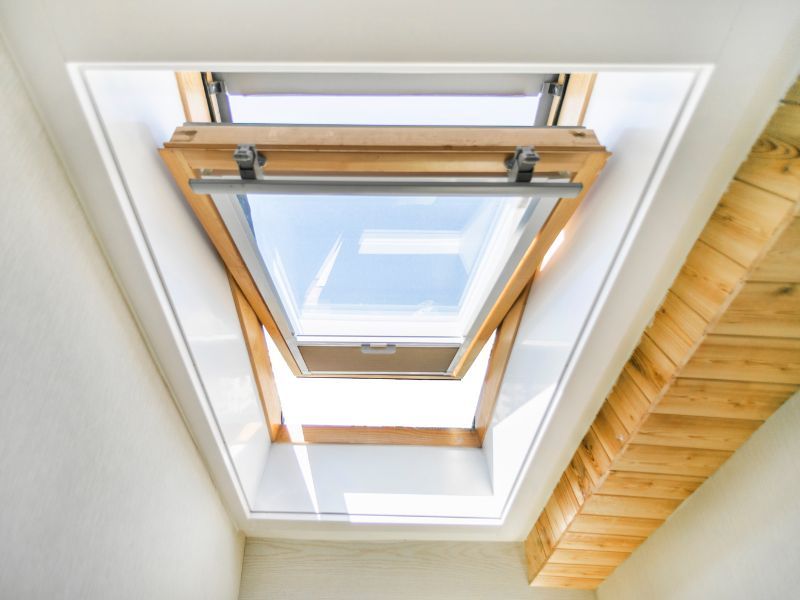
[525,77,800,589]
[652,379,795,420]
[750,217,800,281]
[715,280,800,337]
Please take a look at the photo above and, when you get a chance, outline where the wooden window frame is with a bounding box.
[166,72,606,447]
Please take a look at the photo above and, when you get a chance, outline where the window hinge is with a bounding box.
[505,146,540,182]
[205,80,226,96]
[233,144,267,180]
[541,81,564,97]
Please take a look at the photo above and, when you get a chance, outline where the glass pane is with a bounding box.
[227,94,541,126]
[241,193,540,339]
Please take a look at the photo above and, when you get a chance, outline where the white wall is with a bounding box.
[239,539,593,600]
[598,392,800,600]
[0,40,244,600]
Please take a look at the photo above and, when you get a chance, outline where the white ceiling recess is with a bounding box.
[76,66,698,538]
[1,0,797,542]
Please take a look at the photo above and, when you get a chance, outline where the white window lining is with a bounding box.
[74,65,704,537]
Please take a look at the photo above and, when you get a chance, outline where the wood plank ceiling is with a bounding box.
[525,77,800,590]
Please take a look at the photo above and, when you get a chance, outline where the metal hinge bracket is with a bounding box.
[233,144,267,180]
[541,81,564,97]
[206,80,226,96]
[506,146,540,182]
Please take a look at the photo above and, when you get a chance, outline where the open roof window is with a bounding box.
[190,145,581,378]
[175,72,590,378]
[165,71,606,443]
[196,173,576,377]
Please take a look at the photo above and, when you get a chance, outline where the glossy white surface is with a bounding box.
[256,444,494,518]
[487,71,697,513]
[3,0,797,540]
[83,69,272,504]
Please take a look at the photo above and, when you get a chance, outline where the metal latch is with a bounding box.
[360,343,397,355]
[233,144,267,180]
[541,81,564,97]
[506,146,540,183]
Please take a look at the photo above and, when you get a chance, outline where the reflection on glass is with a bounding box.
[228,94,542,127]
[242,194,539,339]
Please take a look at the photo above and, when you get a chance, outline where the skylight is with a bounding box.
[160,70,608,435]
[192,79,580,377]
[228,94,542,126]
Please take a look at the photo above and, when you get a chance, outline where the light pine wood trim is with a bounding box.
[546,74,568,125]
[557,74,598,126]
[580,494,682,520]
[750,217,800,281]
[230,275,283,440]
[715,280,800,338]
[569,514,664,538]
[557,531,646,552]
[785,79,800,105]
[631,413,761,450]
[737,104,800,202]
[530,575,604,590]
[173,147,596,178]
[525,77,800,589]
[473,283,531,443]
[682,334,800,384]
[599,471,703,500]
[275,425,480,447]
[165,123,605,151]
[698,180,793,268]
[611,445,733,478]
[203,72,223,122]
[651,379,795,420]
[165,125,606,182]
[538,562,617,579]
[175,72,212,123]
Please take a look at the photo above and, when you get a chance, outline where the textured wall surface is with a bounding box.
[239,539,594,600]
[598,391,800,600]
[0,39,244,600]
